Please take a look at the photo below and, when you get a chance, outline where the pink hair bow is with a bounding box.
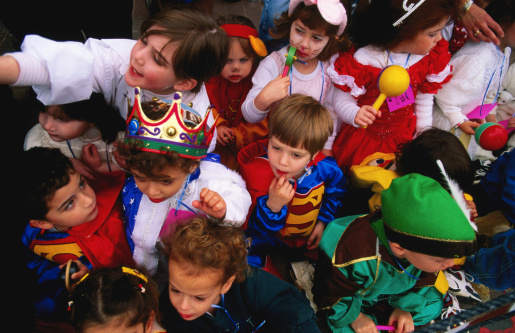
[288,0,347,35]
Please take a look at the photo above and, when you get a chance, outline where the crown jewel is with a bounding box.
[124,87,216,159]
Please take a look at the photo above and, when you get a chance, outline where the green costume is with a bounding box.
[313,174,477,332]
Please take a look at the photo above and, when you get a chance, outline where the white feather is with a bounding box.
[436,160,477,231]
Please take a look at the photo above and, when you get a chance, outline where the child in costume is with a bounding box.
[158,216,321,332]
[206,14,269,171]
[433,0,514,159]
[238,94,346,269]
[313,173,478,333]
[347,128,482,312]
[24,92,126,176]
[329,0,453,174]
[20,147,134,330]
[240,0,350,155]
[117,88,251,289]
[68,266,166,333]
[0,7,228,153]
[349,128,475,214]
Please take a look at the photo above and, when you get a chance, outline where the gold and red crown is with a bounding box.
[124,87,216,159]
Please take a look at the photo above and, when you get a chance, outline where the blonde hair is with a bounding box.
[269,94,333,156]
[161,216,248,284]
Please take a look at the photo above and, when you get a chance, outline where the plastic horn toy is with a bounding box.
[282,47,297,77]
[372,65,410,110]
[474,122,508,151]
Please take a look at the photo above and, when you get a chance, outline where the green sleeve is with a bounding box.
[390,286,443,325]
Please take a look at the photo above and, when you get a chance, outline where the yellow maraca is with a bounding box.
[372,65,410,110]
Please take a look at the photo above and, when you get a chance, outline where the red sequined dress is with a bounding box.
[331,40,452,174]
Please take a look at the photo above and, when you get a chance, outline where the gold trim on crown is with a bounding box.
[124,87,216,159]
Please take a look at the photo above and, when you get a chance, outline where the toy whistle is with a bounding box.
[282,47,298,77]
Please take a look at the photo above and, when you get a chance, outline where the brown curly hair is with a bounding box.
[161,216,249,284]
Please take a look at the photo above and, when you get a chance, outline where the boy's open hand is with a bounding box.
[355,105,381,127]
[267,175,295,213]
[192,188,227,219]
[389,308,414,333]
[351,312,379,333]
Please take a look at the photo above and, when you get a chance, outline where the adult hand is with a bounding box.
[461,3,504,45]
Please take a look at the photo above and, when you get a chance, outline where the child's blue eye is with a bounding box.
[272,145,281,151]
[240,58,249,63]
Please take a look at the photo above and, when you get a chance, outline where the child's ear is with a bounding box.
[188,162,200,174]
[312,150,321,160]
[29,219,54,230]
[221,275,236,295]
[144,311,155,333]
[173,78,198,92]
[389,241,406,257]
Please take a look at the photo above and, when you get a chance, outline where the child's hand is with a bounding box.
[388,308,414,333]
[71,158,97,181]
[113,142,128,170]
[216,125,235,146]
[508,117,515,128]
[458,120,481,135]
[0,55,20,84]
[192,188,227,219]
[466,199,478,219]
[350,312,379,333]
[306,220,326,250]
[81,144,103,170]
[59,260,89,282]
[267,175,295,213]
[254,75,290,111]
[355,105,381,127]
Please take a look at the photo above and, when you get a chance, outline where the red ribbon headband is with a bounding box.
[221,24,258,39]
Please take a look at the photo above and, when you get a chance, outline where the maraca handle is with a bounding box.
[372,93,387,110]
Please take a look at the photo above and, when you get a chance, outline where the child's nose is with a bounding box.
[179,297,192,311]
[41,117,55,131]
[443,259,455,269]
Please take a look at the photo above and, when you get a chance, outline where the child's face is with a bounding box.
[267,136,314,180]
[126,27,185,96]
[402,250,455,273]
[168,260,234,321]
[39,106,92,142]
[289,19,329,62]
[393,17,447,55]
[33,172,98,230]
[131,165,192,203]
[221,39,253,84]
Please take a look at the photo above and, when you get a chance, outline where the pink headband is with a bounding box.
[288,0,347,36]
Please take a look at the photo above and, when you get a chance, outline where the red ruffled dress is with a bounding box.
[332,40,452,174]
[206,67,269,171]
